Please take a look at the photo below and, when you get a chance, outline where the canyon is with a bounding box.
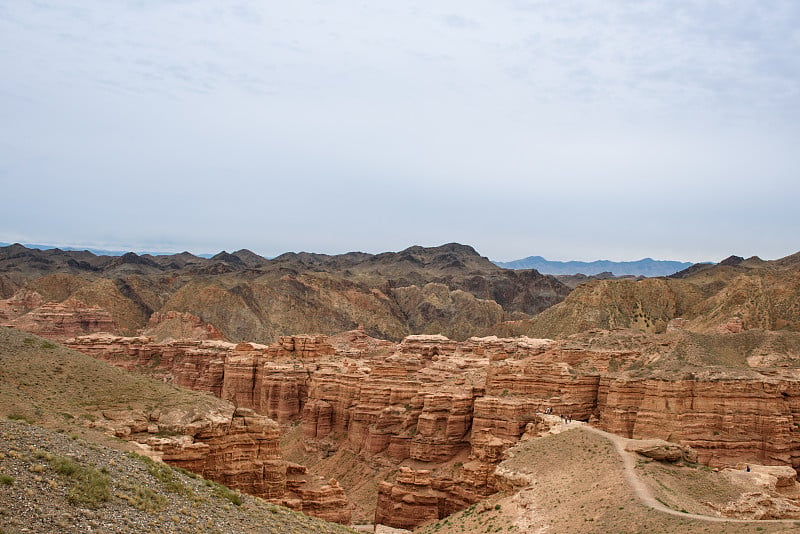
[3,243,800,530]
[62,323,800,529]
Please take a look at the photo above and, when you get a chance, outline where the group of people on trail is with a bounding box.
[540,407,574,423]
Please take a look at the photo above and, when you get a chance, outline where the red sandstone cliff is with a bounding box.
[3,298,116,340]
[64,328,800,530]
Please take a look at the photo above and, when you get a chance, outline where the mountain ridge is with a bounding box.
[0,242,569,343]
[2,242,701,276]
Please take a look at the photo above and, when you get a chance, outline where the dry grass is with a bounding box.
[636,458,744,515]
[0,326,228,436]
[0,419,357,533]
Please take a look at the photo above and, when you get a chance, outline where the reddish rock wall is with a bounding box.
[597,375,800,470]
[5,299,116,340]
[64,329,800,530]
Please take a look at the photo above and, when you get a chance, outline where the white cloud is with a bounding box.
[1,1,798,261]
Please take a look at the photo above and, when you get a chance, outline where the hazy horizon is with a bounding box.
[1,238,788,265]
[2,2,798,264]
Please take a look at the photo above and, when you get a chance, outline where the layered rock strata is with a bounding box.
[65,329,800,529]
[598,375,800,470]
[93,405,287,500]
[4,298,116,340]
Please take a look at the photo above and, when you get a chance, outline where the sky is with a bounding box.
[1,1,798,263]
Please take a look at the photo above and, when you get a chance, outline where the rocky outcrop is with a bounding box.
[283,464,352,523]
[624,438,698,463]
[95,403,353,522]
[484,356,601,420]
[373,427,508,530]
[143,310,226,341]
[4,299,116,340]
[375,468,448,529]
[148,407,288,499]
[597,375,800,470]
[715,492,800,520]
[0,289,45,321]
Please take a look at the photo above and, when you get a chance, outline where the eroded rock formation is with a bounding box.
[64,328,800,529]
[3,298,116,340]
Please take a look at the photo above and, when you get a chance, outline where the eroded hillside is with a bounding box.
[499,253,800,338]
[0,243,569,343]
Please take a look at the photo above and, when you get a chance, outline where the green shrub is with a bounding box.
[50,456,111,506]
[130,485,168,512]
[208,480,242,506]
[7,414,31,423]
[0,474,14,485]
[146,460,193,497]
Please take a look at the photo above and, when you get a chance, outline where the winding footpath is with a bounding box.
[566,420,800,525]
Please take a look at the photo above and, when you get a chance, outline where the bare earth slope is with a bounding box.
[418,427,800,534]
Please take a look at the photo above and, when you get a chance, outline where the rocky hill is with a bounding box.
[0,243,569,343]
[498,251,800,339]
[0,326,356,527]
[0,420,355,534]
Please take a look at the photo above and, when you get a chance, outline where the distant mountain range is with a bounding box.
[0,242,215,259]
[1,242,700,277]
[494,256,697,277]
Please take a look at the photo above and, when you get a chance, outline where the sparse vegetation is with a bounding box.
[120,483,169,512]
[143,455,194,497]
[207,479,243,506]
[0,418,356,533]
[7,413,32,423]
[50,454,111,506]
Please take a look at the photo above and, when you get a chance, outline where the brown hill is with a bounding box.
[499,251,800,339]
[0,243,570,343]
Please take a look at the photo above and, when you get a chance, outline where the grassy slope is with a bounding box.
[0,326,229,429]
[0,326,356,533]
[0,420,355,534]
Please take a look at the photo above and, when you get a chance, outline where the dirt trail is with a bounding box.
[565,421,800,525]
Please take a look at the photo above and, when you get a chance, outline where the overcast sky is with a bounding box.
[1,1,798,262]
